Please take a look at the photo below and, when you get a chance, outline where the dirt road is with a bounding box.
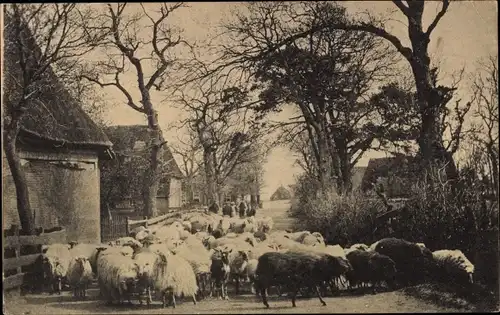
[3,200,468,314]
[4,288,462,314]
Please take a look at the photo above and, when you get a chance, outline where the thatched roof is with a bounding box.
[3,12,113,155]
[270,185,292,201]
[103,125,184,179]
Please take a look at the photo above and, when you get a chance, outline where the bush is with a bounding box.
[290,174,384,247]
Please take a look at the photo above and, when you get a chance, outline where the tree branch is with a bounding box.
[425,0,450,37]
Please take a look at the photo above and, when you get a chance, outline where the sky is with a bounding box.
[96,1,498,200]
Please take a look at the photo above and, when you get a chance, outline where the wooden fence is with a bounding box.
[100,208,207,242]
[3,225,67,292]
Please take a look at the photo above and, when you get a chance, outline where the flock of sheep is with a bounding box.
[37,210,476,309]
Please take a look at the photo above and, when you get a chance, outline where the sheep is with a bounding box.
[69,243,102,275]
[210,248,232,300]
[132,248,159,306]
[171,239,212,300]
[253,231,268,242]
[154,225,181,243]
[41,243,72,294]
[208,234,256,250]
[228,250,250,295]
[152,251,198,308]
[432,249,475,286]
[254,251,350,308]
[135,229,151,242]
[129,226,147,238]
[96,249,141,305]
[300,232,326,247]
[373,237,436,287]
[190,216,215,234]
[284,231,311,243]
[66,256,93,299]
[182,221,192,232]
[216,218,231,236]
[245,259,259,294]
[111,237,143,249]
[345,250,397,294]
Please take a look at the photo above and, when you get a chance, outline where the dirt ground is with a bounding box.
[4,287,464,315]
[2,200,471,314]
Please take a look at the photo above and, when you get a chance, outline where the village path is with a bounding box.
[3,199,465,314]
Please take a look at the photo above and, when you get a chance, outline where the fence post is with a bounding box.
[125,216,130,236]
[12,225,21,295]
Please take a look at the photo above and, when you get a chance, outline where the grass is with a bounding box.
[402,282,499,312]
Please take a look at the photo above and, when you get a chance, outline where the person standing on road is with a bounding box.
[239,199,247,218]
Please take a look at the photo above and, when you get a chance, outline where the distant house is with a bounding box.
[270,185,292,201]
[361,156,420,198]
[102,125,184,215]
[351,166,368,191]
[2,15,114,243]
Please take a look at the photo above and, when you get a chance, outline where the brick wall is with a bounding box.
[2,149,101,243]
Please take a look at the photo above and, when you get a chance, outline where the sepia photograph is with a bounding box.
[2,1,499,314]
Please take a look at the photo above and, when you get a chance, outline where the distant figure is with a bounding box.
[247,201,256,217]
[209,201,220,214]
[239,200,247,218]
[222,202,232,216]
[230,202,237,217]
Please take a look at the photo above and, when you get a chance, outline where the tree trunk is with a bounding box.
[3,119,36,235]
[202,146,218,206]
[486,145,499,199]
[141,106,163,218]
[406,6,459,183]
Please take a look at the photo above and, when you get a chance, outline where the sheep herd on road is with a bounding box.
[37,210,476,309]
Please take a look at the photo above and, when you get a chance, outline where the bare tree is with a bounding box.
[174,75,267,205]
[215,2,399,194]
[169,128,203,203]
[470,55,499,199]
[80,3,189,217]
[3,4,98,234]
[219,1,461,183]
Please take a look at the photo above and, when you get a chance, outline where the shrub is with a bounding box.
[290,174,383,247]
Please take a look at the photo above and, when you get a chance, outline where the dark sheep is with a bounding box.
[374,237,436,287]
[254,251,349,308]
[210,249,231,300]
[345,250,397,294]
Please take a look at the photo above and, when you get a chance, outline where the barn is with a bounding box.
[2,13,114,243]
[102,125,184,215]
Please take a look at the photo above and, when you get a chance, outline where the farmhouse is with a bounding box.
[2,15,114,243]
[102,125,184,215]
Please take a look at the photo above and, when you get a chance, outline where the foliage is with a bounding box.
[291,157,498,258]
[290,173,384,247]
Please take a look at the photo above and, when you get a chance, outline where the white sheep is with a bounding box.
[111,237,143,249]
[245,259,259,294]
[255,217,274,233]
[228,250,250,295]
[432,249,475,284]
[344,243,369,255]
[97,249,141,305]
[182,221,192,232]
[69,243,102,274]
[41,243,72,294]
[67,256,93,299]
[133,249,158,305]
[301,232,326,246]
[154,225,181,242]
[152,251,198,308]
